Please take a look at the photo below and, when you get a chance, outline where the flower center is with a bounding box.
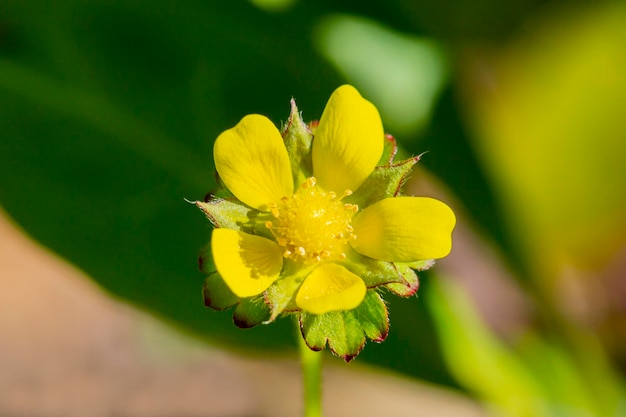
[266,177,357,263]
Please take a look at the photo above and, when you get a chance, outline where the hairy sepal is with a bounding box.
[347,156,419,209]
[282,99,313,186]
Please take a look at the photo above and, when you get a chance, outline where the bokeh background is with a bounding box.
[1,0,626,416]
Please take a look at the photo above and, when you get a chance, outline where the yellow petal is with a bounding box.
[214,114,293,210]
[350,197,456,262]
[312,85,384,194]
[211,228,284,298]
[295,263,366,315]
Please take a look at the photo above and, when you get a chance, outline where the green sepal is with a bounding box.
[233,297,272,328]
[347,156,419,209]
[377,134,399,166]
[340,246,404,288]
[202,270,271,328]
[264,272,306,322]
[195,198,256,232]
[386,263,420,297]
[203,272,240,311]
[282,98,313,186]
[299,290,389,362]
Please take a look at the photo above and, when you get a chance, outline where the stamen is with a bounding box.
[304,177,317,188]
[265,177,359,264]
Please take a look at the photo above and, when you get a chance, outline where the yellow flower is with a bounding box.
[203,85,455,316]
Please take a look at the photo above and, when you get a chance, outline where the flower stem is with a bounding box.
[297,318,322,417]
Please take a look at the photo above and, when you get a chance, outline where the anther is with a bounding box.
[265,221,273,229]
[296,246,306,256]
[344,189,353,197]
[328,191,337,200]
[283,250,292,258]
[305,177,316,188]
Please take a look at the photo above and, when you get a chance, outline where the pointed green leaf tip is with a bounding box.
[195,198,255,232]
[282,98,314,186]
[346,155,419,209]
[299,291,389,362]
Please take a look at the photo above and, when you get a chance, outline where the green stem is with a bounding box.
[297,318,322,417]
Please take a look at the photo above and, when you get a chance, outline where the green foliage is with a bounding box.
[300,291,388,361]
[428,277,626,417]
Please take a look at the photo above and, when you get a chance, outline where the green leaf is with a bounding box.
[203,272,240,311]
[427,277,544,417]
[300,290,388,362]
[464,1,626,269]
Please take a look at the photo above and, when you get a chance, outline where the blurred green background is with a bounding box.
[1,0,626,415]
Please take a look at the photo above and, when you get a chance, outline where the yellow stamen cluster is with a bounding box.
[265,177,357,263]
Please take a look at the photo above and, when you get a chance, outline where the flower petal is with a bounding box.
[295,263,366,315]
[350,197,456,262]
[312,85,384,194]
[214,114,293,210]
[211,228,284,298]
